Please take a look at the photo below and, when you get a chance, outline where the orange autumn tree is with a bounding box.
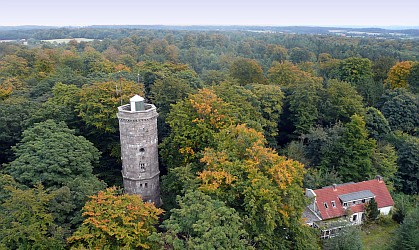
[68,187,163,249]
[198,124,317,249]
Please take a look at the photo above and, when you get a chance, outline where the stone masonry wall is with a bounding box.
[117,103,161,206]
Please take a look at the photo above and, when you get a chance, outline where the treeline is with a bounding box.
[0,29,418,249]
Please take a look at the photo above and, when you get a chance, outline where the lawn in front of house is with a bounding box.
[361,217,399,250]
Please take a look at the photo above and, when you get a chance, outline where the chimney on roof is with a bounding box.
[376,175,384,183]
[332,184,337,191]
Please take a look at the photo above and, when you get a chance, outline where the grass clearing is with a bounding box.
[361,218,399,250]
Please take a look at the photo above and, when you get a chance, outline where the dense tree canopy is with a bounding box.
[393,206,419,250]
[156,190,250,249]
[5,120,100,187]
[0,27,418,249]
[77,79,143,133]
[229,57,266,85]
[0,184,65,249]
[198,124,316,249]
[379,89,419,134]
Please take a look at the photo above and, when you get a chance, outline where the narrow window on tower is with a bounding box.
[140,163,146,171]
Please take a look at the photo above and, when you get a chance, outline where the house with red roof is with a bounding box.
[303,176,394,238]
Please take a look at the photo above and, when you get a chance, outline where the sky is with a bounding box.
[1,0,418,27]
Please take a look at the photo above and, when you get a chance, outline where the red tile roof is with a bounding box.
[312,179,394,220]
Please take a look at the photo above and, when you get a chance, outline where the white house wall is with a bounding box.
[379,206,392,215]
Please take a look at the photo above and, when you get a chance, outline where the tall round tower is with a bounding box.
[117,95,161,206]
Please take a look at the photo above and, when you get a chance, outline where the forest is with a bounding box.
[0,27,418,249]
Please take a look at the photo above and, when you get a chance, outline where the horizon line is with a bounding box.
[1,24,419,29]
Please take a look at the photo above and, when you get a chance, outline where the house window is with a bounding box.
[139,147,145,153]
[362,199,366,203]
[140,163,146,170]
[140,183,143,188]
[324,202,328,209]
[343,202,347,207]
[331,201,336,208]
[353,214,357,222]
[353,201,356,205]
[145,183,148,188]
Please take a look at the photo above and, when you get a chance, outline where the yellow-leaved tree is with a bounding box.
[198,124,318,249]
[386,61,413,89]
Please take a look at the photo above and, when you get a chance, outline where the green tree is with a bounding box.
[68,187,163,249]
[323,226,363,250]
[391,193,417,224]
[379,89,418,135]
[302,123,345,168]
[320,80,365,125]
[407,62,419,94]
[150,75,195,121]
[248,83,284,148]
[387,132,419,195]
[364,107,391,140]
[288,82,322,135]
[155,190,251,249]
[365,198,380,222]
[26,82,82,130]
[289,47,312,63]
[393,206,419,250]
[5,120,100,188]
[303,168,342,189]
[150,74,197,140]
[4,120,106,227]
[76,79,143,133]
[266,44,288,62]
[229,57,266,85]
[137,61,199,99]
[268,61,321,87]
[335,114,376,182]
[0,97,38,165]
[0,184,65,249]
[80,46,113,78]
[213,82,264,134]
[337,57,373,84]
[372,142,398,182]
[305,115,376,182]
[372,56,397,83]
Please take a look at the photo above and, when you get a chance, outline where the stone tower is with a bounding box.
[117,95,161,206]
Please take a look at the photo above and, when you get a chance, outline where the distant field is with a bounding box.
[41,38,96,44]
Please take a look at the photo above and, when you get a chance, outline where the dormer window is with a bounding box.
[331,201,336,208]
[324,202,328,209]
[343,202,348,207]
